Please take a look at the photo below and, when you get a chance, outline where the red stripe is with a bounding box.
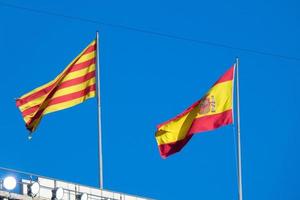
[26,84,96,126]
[188,109,233,134]
[22,105,40,117]
[48,84,96,105]
[158,135,193,158]
[84,44,96,54]
[21,71,95,117]
[58,71,95,88]
[70,58,95,72]
[214,66,234,85]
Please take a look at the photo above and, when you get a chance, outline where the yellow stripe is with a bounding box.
[24,115,32,123]
[18,40,96,99]
[155,104,200,145]
[195,80,232,118]
[89,40,96,46]
[43,91,95,115]
[19,77,96,112]
[62,64,95,82]
[51,78,95,99]
[75,51,96,64]
[155,80,233,145]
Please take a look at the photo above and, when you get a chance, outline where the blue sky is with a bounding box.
[0,0,300,199]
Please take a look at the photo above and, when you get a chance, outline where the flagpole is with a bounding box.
[96,31,103,189]
[235,57,243,200]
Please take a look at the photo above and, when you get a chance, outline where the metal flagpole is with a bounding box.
[96,31,103,189]
[235,57,243,200]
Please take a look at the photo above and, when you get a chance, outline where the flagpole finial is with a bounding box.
[235,57,239,63]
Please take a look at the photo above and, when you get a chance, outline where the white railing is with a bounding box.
[0,167,153,200]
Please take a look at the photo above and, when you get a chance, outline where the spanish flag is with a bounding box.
[16,40,97,132]
[155,66,235,158]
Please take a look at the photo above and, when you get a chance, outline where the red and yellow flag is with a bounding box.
[16,40,97,132]
[155,66,235,158]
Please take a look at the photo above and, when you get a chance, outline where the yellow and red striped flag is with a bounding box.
[155,65,235,158]
[16,39,97,132]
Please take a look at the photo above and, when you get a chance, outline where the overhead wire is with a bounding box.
[0,1,300,62]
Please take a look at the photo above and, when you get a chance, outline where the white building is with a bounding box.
[0,170,153,200]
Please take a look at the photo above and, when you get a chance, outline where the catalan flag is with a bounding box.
[16,40,97,132]
[155,66,235,158]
